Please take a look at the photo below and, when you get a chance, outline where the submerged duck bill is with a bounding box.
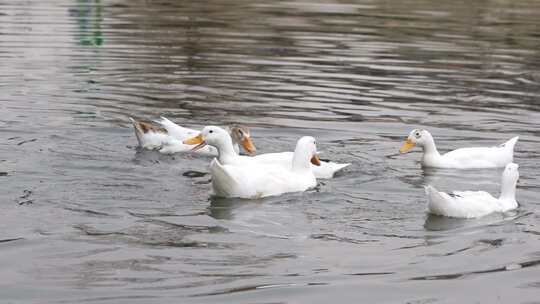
[190,141,208,152]
[241,137,257,154]
[311,154,321,166]
[399,139,416,153]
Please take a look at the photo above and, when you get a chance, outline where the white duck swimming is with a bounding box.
[184,126,348,179]
[184,126,320,198]
[129,117,255,155]
[425,163,519,218]
[399,129,518,169]
[250,151,349,179]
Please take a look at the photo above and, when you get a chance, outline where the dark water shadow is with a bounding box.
[410,258,540,281]
[207,196,268,220]
[424,209,526,232]
[423,214,473,231]
[131,148,199,165]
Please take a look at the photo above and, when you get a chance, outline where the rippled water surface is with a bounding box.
[1,0,540,302]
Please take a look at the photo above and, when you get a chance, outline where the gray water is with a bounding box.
[1,0,540,303]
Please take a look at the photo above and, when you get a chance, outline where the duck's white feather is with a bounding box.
[210,158,316,198]
[430,136,518,169]
[210,158,243,197]
[425,163,519,218]
[155,116,199,140]
[425,186,500,218]
[130,117,220,155]
[250,151,350,179]
[129,117,166,149]
[402,129,518,169]
[203,130,319,199]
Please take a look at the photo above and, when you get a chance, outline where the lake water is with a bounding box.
[1,0,540,303]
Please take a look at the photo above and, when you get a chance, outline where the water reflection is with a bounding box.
[1,0,540,303]
[424,214,480,231]
[71,0,103,46]
[207,196,251,220]
[424,206,525,231]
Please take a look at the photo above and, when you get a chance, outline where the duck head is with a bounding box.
[229,125,256,155]
[184,125,257,155]
[502,162,519,185]
[399,129,434,153]
[183,126,232,152]
[292,136,321,171]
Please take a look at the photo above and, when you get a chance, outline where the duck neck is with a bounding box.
[292,149,311,173]
[422,136,441,158]
[499,178,517,202]
[216,138,239,164]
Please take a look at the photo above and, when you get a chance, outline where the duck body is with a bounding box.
[130,117,216,155]
[185,127,320,199]
[400,129,518,169]
[250,151,349,179]
[130,117,255,155]
[425,163,519,218]
[426,187,508,218]
[182,125,347,179]
[210,158,317,198]
[423,143,516,169]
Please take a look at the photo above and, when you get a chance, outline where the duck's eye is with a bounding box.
[238,129,244,135]
[415,132,420,137]
[209,130,214,134]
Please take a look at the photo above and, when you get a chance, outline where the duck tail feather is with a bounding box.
[501,136,519,150]
[425,185,451,216]
[129,117,144,146]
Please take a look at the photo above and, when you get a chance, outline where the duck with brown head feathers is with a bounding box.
[129,116,256,156]
[184,125,349,179]
[184,126,320,198]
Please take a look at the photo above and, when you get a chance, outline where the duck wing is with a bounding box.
[129,117,169,149]
[441,136,518,168]
[155,117,199,140]
[312,161,350,179]
[210,159,315,199]
[425,186,498,218]
[252,152,349,179]
[442,146,511,168]
[210,158,244,197]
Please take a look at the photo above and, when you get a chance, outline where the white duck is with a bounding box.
[425,163,519,218]
[399,129,518,169]
[129,117,256,155]
[184,126,348,179]
[184,126,320,198]
[250,151,349,179]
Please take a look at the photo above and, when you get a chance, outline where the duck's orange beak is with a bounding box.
[183,134,207,152]
[183,134,203,145]
[311,154,321,166]
[399,139,416,153]
[241,137,256,155]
